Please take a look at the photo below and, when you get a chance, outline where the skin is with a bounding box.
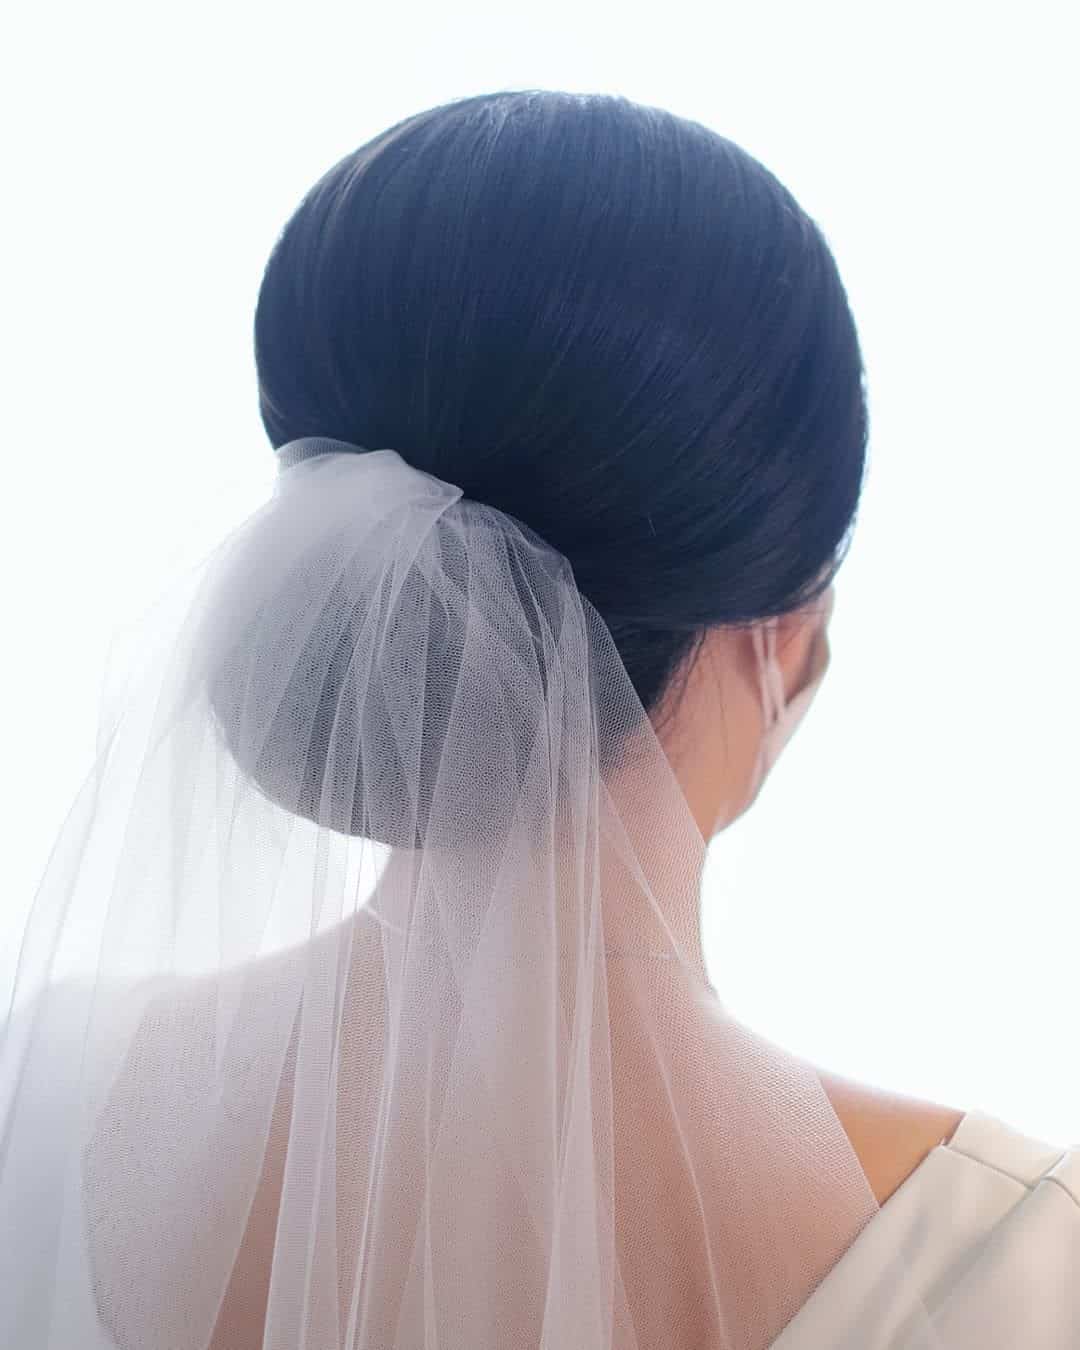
[651,598,966,1205]
[198,590,957,1350]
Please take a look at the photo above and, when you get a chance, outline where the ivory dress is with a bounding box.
[771,1109,1080,1347]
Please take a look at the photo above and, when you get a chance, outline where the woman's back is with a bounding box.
[79,916,966,1350]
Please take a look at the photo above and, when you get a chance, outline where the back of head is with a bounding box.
[253,89,867,737]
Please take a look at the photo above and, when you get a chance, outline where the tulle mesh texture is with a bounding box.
[0,443,950,1347]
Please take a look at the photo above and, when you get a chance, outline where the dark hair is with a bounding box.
[254,89,867,730]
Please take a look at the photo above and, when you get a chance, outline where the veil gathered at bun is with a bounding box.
[1,440,956,1348]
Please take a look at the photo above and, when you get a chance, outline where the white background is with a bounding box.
[2,3,1076,1140]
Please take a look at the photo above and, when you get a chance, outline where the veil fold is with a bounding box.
[1,440,950,1348]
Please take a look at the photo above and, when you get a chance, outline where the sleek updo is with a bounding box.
[238,90,867,842]
[254,90,867,731]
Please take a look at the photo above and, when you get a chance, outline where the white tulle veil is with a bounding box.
[1,440,953,1348]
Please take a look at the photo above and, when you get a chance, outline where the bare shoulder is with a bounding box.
[818,1069,966,1207]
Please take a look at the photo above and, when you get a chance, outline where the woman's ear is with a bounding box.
[772,586,835,702]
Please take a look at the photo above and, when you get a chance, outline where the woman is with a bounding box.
[1,90,1076,1349]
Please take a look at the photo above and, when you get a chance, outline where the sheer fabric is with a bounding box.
[1,441,959,1347]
